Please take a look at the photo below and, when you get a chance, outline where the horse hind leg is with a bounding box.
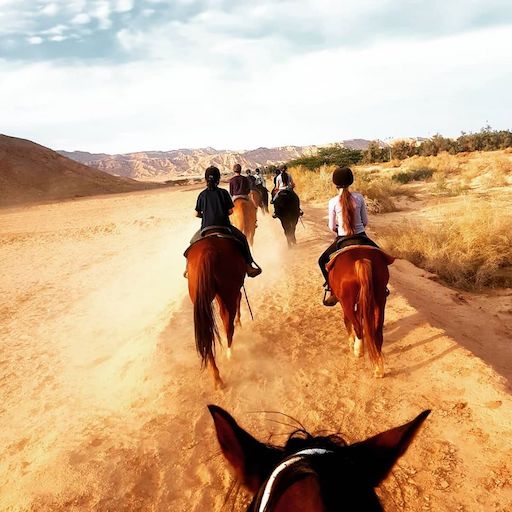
[219,297,238,360]
[342,296,364,358]
[208,354,225,389]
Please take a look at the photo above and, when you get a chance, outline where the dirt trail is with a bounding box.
[0,187,511,511]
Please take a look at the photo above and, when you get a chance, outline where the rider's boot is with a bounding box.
[323,284,338,306]
[246,262,262,278]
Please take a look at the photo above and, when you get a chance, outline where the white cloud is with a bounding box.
[93,0,112,29]
[71,12,91,25]
[115,0,134,13]
[41,2,59,16]
[27,35,43,44]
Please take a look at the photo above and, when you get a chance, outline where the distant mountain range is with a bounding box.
[59,139,379,182]
[0,135,160,207]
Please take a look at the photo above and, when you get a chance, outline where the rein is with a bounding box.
[242,284,254,321]
[257,448,334,511]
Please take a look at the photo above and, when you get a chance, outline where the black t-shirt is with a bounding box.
[195,187,234,230]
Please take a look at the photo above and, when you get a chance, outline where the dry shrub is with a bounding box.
[379,199,512,290]
[405,152,462,174]
[290,165,399,213]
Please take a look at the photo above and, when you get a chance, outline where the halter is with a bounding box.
[257,448,334,511]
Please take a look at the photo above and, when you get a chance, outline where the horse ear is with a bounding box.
[352,410,430,486]
[208,405,280,493]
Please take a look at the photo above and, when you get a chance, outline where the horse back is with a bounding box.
[329,247,391,295]
[187,237,246,297]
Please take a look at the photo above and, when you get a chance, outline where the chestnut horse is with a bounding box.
[327,246,395,377]
[186,236,246,388]
[250,187,269,214]
[208,404,430,511]
[231,198,257,245]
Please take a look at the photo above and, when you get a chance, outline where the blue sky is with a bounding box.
[1,0,511,153]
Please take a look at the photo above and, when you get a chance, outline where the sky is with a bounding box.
[0,0,511,154]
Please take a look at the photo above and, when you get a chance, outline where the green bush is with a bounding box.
[391,168,434,184]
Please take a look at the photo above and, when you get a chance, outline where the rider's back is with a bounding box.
[196,187,233,229]
[229,175,250,196]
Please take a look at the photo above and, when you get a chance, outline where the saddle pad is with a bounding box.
[183,230,241,257]
[326,245,395,272]
[336,234,378,250]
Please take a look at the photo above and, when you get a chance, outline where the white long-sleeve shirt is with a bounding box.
[328,192,368,236]
[275,173,295,191]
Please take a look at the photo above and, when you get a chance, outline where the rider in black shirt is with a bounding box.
[187,166,261,278]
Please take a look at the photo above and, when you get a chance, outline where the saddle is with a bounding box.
[183,226,242,257]
[336,234,379,251]
[326,245,395,272]
[233,195,250,203]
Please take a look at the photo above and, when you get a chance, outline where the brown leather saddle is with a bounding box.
[184,226,241,257]
[326,245,395,272]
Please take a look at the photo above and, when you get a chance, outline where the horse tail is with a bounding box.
[355,258,381,367]
[193,249,219,368]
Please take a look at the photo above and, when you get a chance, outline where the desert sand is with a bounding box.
[1,186,511,511]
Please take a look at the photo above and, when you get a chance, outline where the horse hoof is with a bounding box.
[214,378,226,390]
[354,337,364,358]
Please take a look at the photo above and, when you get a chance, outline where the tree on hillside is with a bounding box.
[287,144,363,170]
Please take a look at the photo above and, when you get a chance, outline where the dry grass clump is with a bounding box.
[404,153,462,174]
[379,199,512,290]
[290,165,400,213]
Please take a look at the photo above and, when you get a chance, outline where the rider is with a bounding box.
[229,164,251,200]
[272,164,303,218]
[246,169,257,190]
[270,167,281,202]
[254,168,266,189]
[318,166,377,306]
[274,164,296,196]
[188,166,262,278]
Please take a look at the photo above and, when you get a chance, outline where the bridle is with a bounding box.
[256,448,334,512]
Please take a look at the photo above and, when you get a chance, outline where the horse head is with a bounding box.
[209,405,430,511]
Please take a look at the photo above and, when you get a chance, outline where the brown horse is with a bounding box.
[186,236,246,388]
[250,187,269,214]
[327,246,395,377]
[231,197,257,245]
[208,404,430,511]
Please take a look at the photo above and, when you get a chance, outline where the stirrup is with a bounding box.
[247,267,262,278]
[322,286,338,307]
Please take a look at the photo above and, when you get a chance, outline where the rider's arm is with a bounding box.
[195,194,203,218]
[328,198,337,234]
[360,197,369,227]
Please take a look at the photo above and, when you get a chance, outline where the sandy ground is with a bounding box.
[1,186,511,511]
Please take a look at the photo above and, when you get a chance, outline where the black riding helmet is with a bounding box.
[332,166,354,188]
[205,166,221,185]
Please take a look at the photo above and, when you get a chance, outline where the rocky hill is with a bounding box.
[0,135,161,207]
[59,140,375,182]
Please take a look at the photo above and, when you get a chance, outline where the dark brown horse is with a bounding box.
[208,404,430,511]
[186,236,246,388]
[273,190,301,247]
[327,246,395,377]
